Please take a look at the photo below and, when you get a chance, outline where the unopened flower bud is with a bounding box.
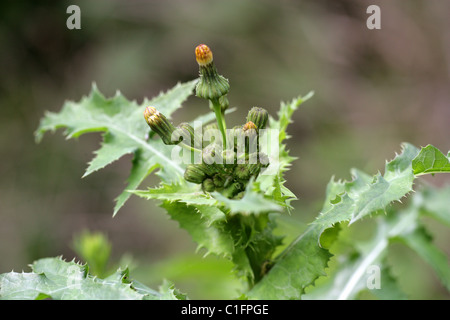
[202,178,215,192]
[184,163,214,184]
[234,164,252,180]
[222,182,243,199]
[243,121,257,132]
[213,174,225,188]
[247,107,269,130]
[195,44,214,66]
[144,106,178,145]
[195,44,230,100]
[241,121,258,155]
[202,144,223,165]
[176,122,202,148]
[219,95,229,112]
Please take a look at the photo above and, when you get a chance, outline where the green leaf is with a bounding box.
[157,279,188,300]
[412,144,450,176]
[416,185,450,227]
[1,258,136,300]
[314,143,419,229]
[248,143,421,299]
[0,257,188,300]
[212,181,283,215]
[257,92,314,209]
[132,182,219,208]
[292,183,450,300]
[248,224,332,299]
[395,223,450,291]
[35,81,197,215]
[160,201,234,258]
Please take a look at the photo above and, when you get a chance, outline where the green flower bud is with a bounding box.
[219,95,229,112]
[202,178,215,192]
[212,174,225,188]
[234,164,252,180]
[184,164,206,184]
[195,44,230,100]
[226,125,242,151]
[202,144,223,165]
[247,107,269,130]
[144,106,178,145]
[176,122,202,148]
[239,122,258,155]
[221,182,243,199]
[183,163,215,184]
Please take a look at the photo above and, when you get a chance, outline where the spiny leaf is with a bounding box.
[313,142,419,230]
[35,81,197,215]
[0,257,189,300]
[160,201,234,258]
[257,92,314,209]
[1,257,141,300]
[212,181,283,215]
[247,224,332,299]
[248,143,421,299]
[311,189,450,300]
[412,144,450,176]
[132,182,219,208]
[157,279,188,300]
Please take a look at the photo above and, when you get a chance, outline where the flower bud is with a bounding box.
[184,163,214,184]
[176,122,202,148]
[241,121,258,155]
[243,121,257,132]
[202,143,223,164]
[195,44,213,66]
[195,44,230,100]
[234,164,252,180]
[247,107,269,130]
[221,182,243,199]
[144,106,178,145]
[212,174,225,188]
[219,95,229,112]
[202,178,216,192]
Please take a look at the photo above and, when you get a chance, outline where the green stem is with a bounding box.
[178,142,201,165]
[211,98,227,150]
[179,142,201,154]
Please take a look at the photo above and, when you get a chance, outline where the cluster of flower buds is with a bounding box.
[143,44,272,199]
[182,106,270,198]
[183,148,269,198]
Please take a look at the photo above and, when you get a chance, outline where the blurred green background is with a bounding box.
[1,0,449,299]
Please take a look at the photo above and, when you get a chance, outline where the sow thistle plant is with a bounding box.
[1,44,450,300]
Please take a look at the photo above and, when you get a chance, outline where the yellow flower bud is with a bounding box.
[195,44,214,66]
[143,106,178,145]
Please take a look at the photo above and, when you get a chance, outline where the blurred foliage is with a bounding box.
[1,0,449,299]
[72,230,112,278]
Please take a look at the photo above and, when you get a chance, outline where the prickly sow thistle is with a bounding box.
[144,44,270,199]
